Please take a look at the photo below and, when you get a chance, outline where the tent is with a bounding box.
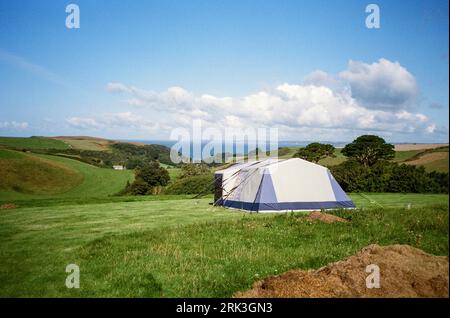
[214,158,355,212]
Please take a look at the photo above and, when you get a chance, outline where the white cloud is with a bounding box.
[339,58,418,110]
[104,82,432,136]
[0,121,29,130]
[98,58,439,141]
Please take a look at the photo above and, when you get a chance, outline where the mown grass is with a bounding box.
[0,150,134,201]
[0,136,69,150]
[0,195,447,297]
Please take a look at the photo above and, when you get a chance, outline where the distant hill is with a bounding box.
[0,136,174,168]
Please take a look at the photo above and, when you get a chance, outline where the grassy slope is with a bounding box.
[0,193,447,297]
[0,150,83,195]
[318,148,346,166]
[0,137,69,149]
[0,149,134,201]
[393,150,423,162]
[404,149,449,173]
[60,139,108,151]
[421,155,449,173]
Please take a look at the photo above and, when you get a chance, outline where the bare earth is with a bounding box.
[306,211,348,224]
[394,143,448,151]
[236,244,449,298]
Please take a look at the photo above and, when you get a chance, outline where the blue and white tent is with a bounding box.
[214,158,355,212]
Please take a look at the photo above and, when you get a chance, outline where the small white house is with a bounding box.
[113,165,125,170]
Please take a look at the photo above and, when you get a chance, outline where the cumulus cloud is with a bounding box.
[96,58,439,140]
[104,85,433,139]
[339,58,418,110]
[0,121,29,130]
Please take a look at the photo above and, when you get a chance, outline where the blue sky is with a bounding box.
[0,0,448,142]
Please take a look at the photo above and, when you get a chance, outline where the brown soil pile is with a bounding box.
[237,244,449,298]
[0,203,17,209]
[306,211,348,224]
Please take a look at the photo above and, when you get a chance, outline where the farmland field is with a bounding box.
[405,150,449,173]
[0,193,447,297]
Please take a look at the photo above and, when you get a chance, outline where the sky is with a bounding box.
[0,0,448,143]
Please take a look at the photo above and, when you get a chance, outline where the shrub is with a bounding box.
[331,160,449,194]
[178,163,211,179]
[164,174,214,195]
[124,162,170,195]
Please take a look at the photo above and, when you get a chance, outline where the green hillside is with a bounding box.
[0,136,69,150]
[0,149,134,201]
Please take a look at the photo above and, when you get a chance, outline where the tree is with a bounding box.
[129,162,170,195]
[179,163,210,179]
[294,142,335,163]
[341,135,394,167]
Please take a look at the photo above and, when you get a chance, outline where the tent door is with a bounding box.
[214,174,223,205]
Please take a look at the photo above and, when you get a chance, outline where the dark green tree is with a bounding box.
[341,135,395,167]
[129,162,170,195]
[179,163,210,179]
[294,142,335,163]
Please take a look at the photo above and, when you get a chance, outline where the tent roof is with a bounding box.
[215,158,326,175]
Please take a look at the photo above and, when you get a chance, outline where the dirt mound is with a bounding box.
[306,211,348,224]
[237,244,449,298]
[0,203,17,209]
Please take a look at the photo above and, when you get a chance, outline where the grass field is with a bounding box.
[0,137,448,297]
[0,149,83,196]
[0,193,447,297]
[404,148,449,173]
[0,149,134,201]
[0,136,69,150]
[51,136,113,151]
[393,150,423,162]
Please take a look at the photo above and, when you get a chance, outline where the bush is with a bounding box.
[331,160,449,194]
[124,162,170,195]
[179,163,211,179]
[164,174,214,195]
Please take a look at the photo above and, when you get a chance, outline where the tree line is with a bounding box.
[122,134,448,196]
